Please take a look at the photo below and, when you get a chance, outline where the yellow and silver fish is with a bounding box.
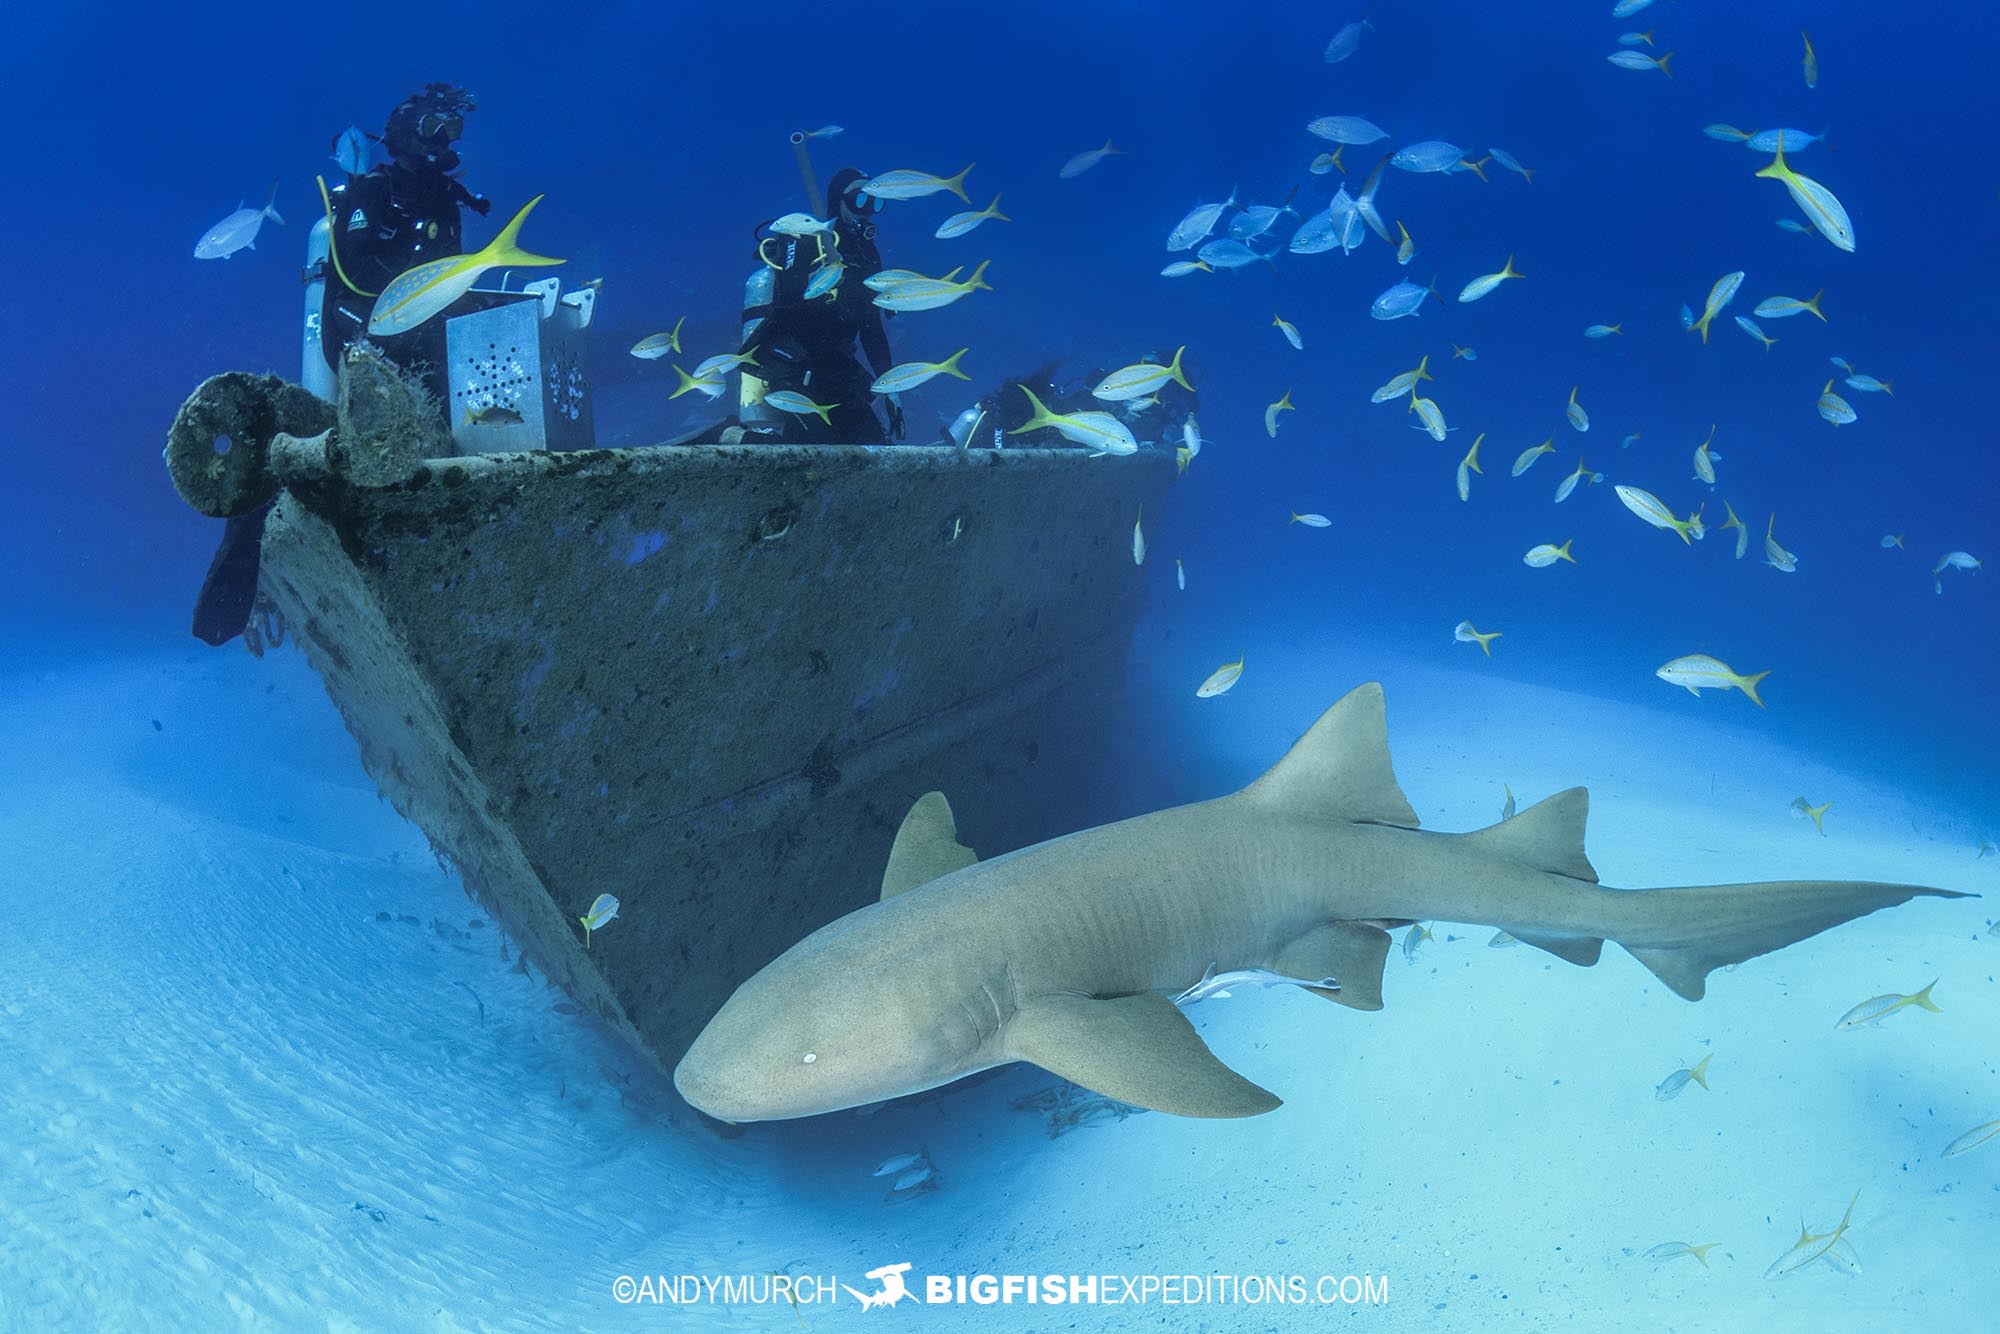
[1511,437,1555,477]
[872,260,992,312]
[870,349,971,395]
[1523,539,1576,568]
[1006,386,1138,455]
[370,196,564,335]
[670,365,726,400]
[1836,981,1940,1031]
[1653,1053,1714,1100]
[1753,290,1825,320]
[1693,424,1719,484]
[630,316,686,358]
[1457,254,1523,303]
[692,350,760,381]
[1196,654,1244,698]
[1642,1242,1719,1267]
[1765,514,1799,571]
[1817,379,1858,425]
[1656,655,1769,707]
[1791,796,1833,835]
[1687,270,1744,343]
[1719,500,1748,559]
[1553,457,1598,504]
[1266,389,1296,438]
[860,164,974,203]
[1454,621,1502,656]
[1565,385,1589,433]
[935,194,1009,239]
[1615,485,1705,544]
[1370,355,1433,403]
[764,390,839,425]
[1756,134,1853,252]
[462,402,524,427]
[578,892,620,949]
[1094,346,1194,401]
[1456,432,1484,501]
[1410,396,1446,441]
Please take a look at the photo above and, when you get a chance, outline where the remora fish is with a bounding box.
[675,686,1966,1122]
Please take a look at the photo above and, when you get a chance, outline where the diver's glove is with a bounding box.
[886,400,906,441]
[469,193,493,217]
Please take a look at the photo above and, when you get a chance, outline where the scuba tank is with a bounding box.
[301,216,337,403]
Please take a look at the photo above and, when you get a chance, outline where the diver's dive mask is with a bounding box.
[418,111,465,143]
[385,83,477,166]
[839,182,880,224]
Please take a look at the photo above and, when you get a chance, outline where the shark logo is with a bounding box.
[842,1261,915,1311]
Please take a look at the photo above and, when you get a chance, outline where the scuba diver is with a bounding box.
[319,82,491,402]
[192,84,489,647]
[733,168,901,443]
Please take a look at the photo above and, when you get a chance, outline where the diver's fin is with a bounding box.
[1004,992,1280,1118]
[1618,881,1971,1001]
[1466,787,1599,882]
[1239,682,1420,828]
[1276,922,1392,1010]
[880,791,976,899]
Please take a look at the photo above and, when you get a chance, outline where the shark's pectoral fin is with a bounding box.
[1277,922,1392,1010]
[1005,992,1282,1118]
[881,792,976,899]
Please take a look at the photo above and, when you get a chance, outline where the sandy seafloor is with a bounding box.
[2,623,1995,1333]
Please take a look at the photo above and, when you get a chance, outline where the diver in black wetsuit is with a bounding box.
[320,82,491,403]
[737,167,902,443]
[191,84,490,647]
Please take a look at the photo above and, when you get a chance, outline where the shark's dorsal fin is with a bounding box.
[1241,682,1420,828]
[1004,992,1281,1118]
[1468,786,1598,882]
[881,792,977,899]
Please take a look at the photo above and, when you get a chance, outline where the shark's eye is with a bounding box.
[802,1052,817,1065]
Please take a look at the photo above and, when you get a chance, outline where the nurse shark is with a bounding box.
[674,684,1965,1122]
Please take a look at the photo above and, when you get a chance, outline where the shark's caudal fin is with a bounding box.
[1240,682,1420,828]
[880,792,976,899]
[1611,880,1969,1000]
[1467,789,1966,994]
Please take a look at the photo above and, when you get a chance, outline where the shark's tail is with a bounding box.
[1247,685,1970,1008]
[1464,787,1966,999]
[1591,879,1967,1000]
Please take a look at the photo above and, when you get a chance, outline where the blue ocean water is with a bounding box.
[4,0,1995,797]
[3,1,1996,1327]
